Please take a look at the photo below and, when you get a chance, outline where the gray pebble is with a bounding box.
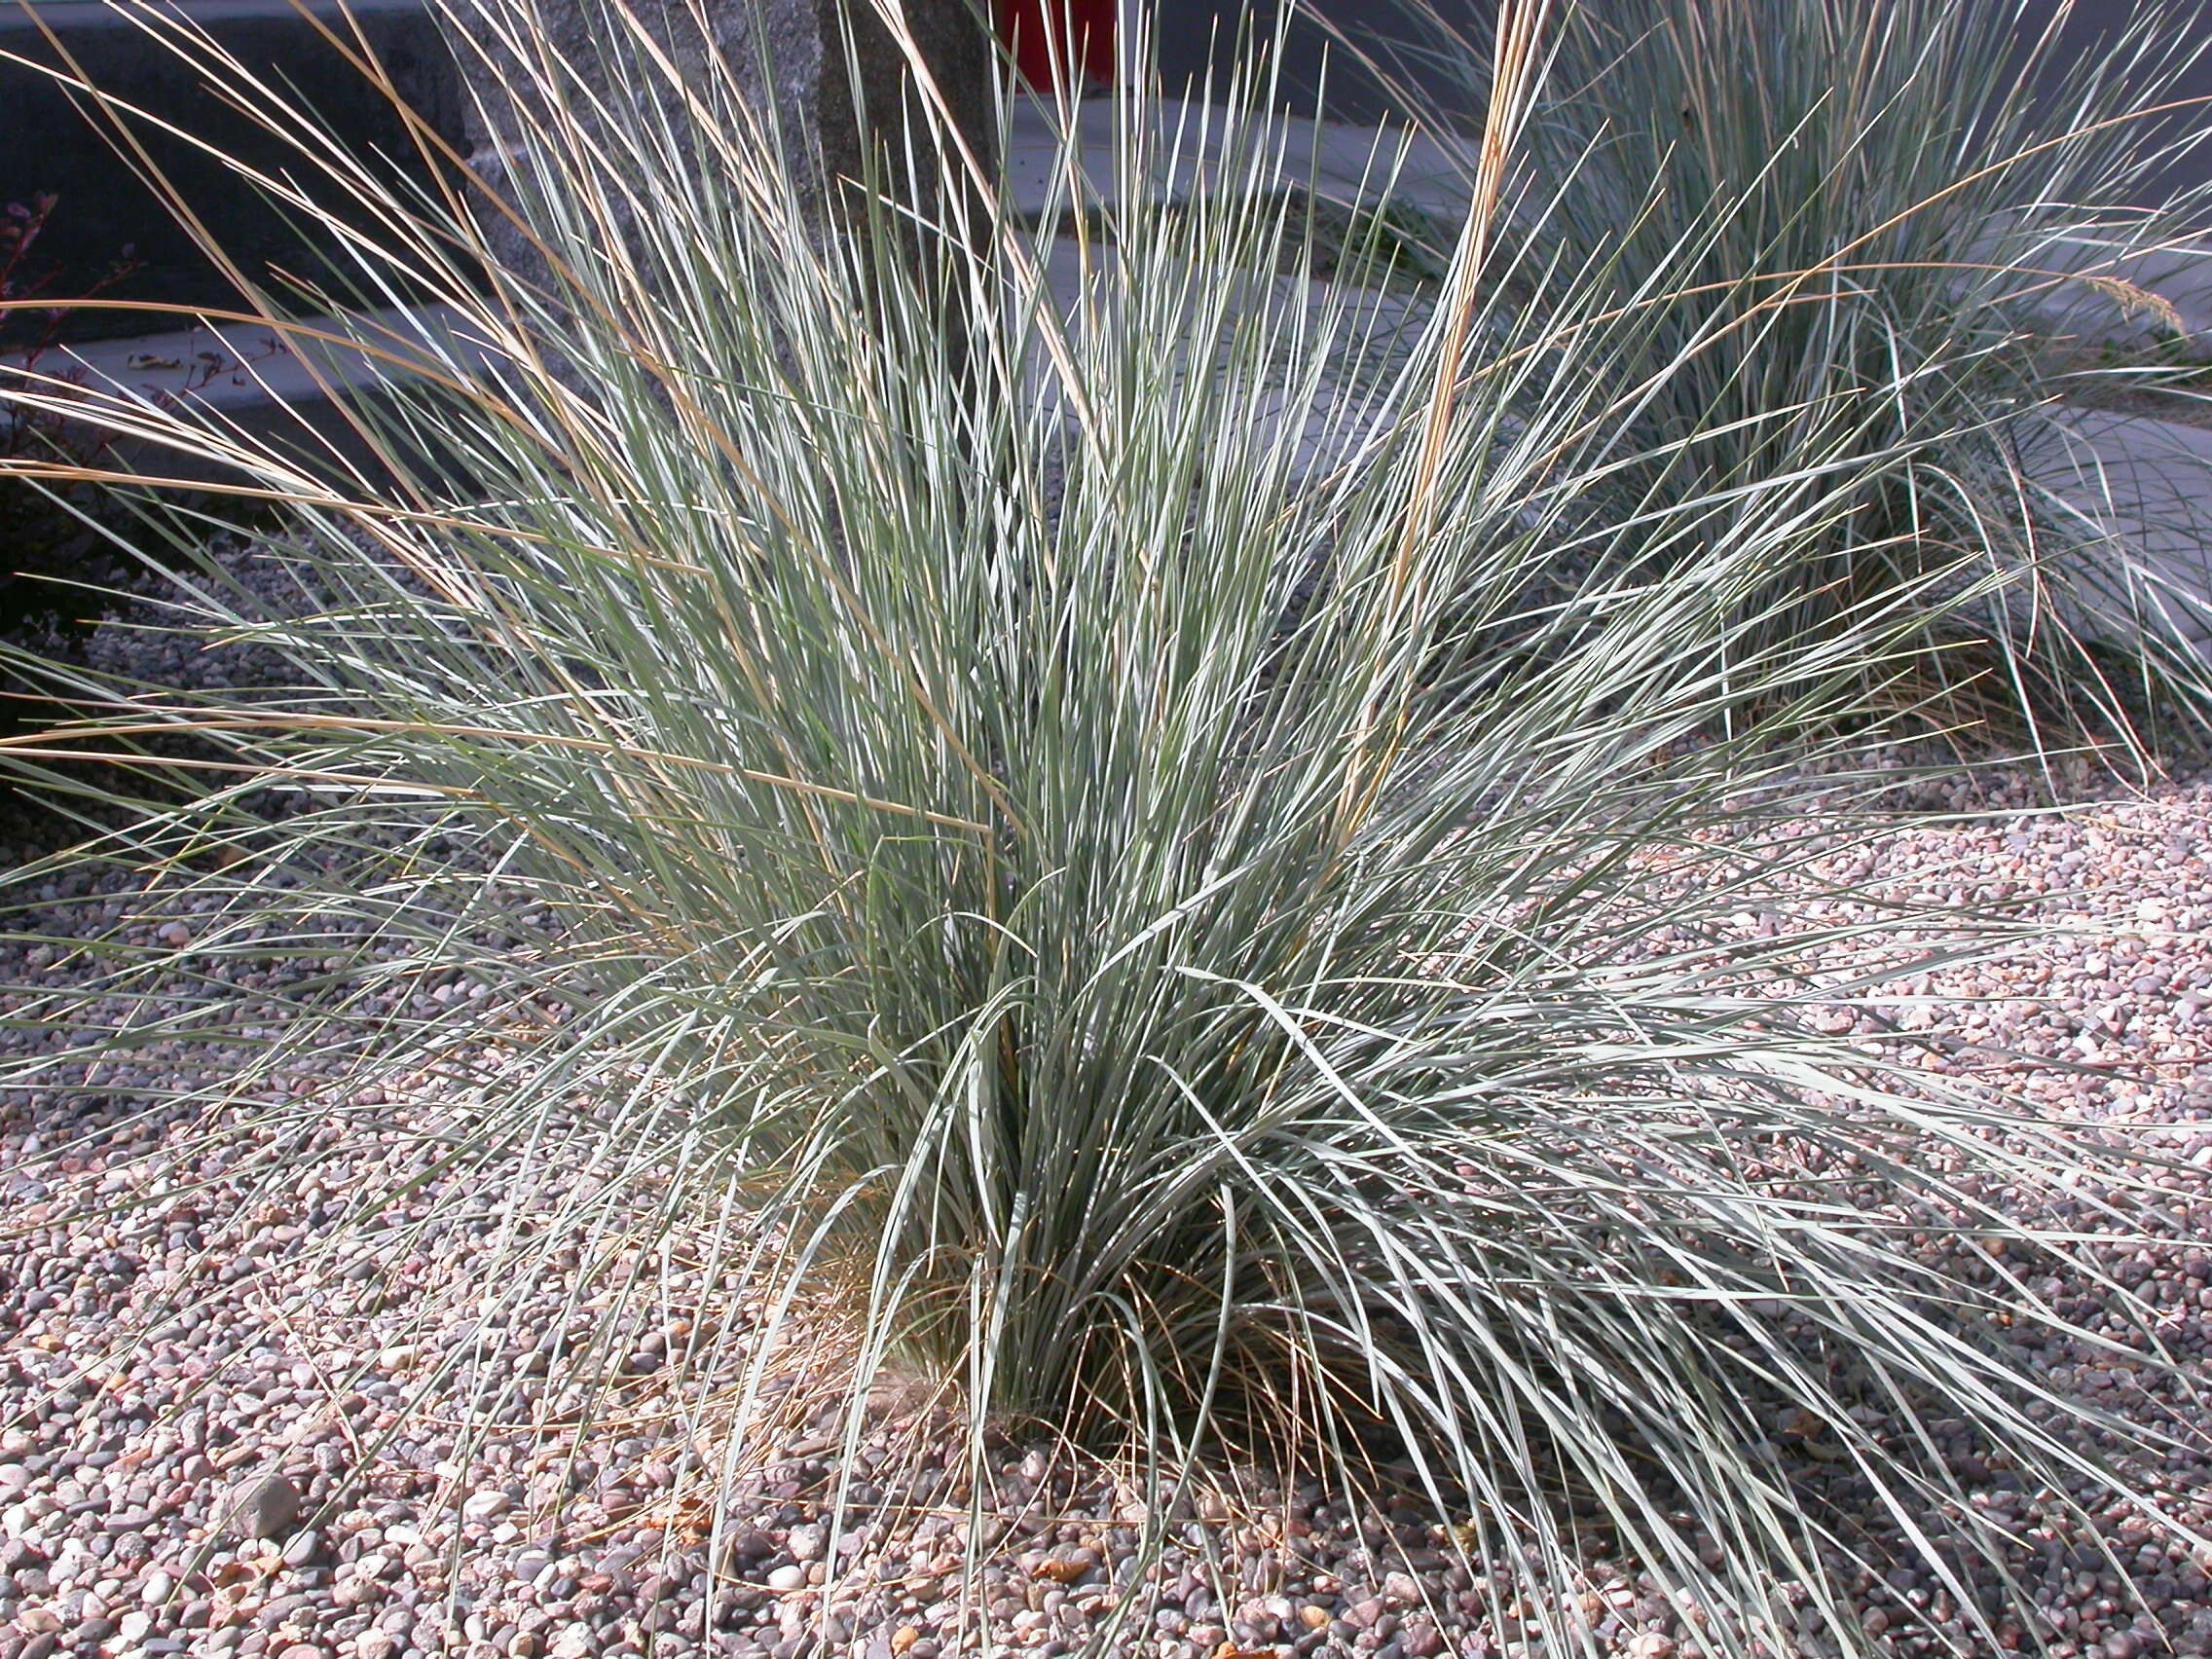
[224,1474,302,1543]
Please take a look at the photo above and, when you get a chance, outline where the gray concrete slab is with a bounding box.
[1003,94,1473,220]
[5,303,476,486]
[1987,229,2212,351]
[2022,405,2212,654]
[14,90,2209,678]
[1023,235,1431,479]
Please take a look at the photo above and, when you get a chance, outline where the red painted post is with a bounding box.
[1002,0,1117,90]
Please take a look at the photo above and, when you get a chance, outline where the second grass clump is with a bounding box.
[1366,0,2212,756]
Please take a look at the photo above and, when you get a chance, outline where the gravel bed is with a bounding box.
[2,550,2211,1659]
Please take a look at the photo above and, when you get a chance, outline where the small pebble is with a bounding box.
[224,1474,302,1543]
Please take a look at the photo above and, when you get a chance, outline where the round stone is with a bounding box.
[223,1474,302,1543]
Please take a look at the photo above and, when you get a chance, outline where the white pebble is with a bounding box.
[461,1490,512,1523]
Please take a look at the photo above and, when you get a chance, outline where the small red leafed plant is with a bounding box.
[2,192,149,641]
[3,191,147,455]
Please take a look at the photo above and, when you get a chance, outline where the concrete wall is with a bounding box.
[1,0,467,347]
[2,0,992,348]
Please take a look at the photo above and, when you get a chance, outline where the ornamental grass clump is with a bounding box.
[1360,0,2212,758]
[0,1,2194,1653]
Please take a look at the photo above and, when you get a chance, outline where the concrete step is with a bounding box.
[10,84,2212,666]
[1005,93,1474,223]
[11,92,1459,486]
[5,300,476,486]
[2023,405,2212,655]
[21,282,2212,656]
[1976,226,2212,371]
[15,245,1421,490]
